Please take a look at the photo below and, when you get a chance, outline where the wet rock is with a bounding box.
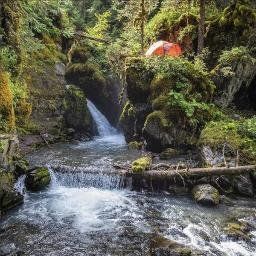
[25,167,51,191]
[224,220,252,240]
[160,148,180,160]
[63,85,94,137]
[132,156,152,173]
[233,174,254,197]
[150,235,203,256]
[192,184,220,206]
[13,159,29,177]
[0,170,23,214]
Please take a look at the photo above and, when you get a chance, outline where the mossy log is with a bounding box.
[128,165,256,179]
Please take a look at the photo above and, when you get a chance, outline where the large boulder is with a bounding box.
[63,85,94,138]
[25,167,51,191]
[192,184,220,206]
[120,101,151,142]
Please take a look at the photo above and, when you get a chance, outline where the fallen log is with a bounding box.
[129,165,256,178]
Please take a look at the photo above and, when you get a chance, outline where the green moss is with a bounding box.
[224,221,251,240]
[199,118,256,163]
[132,156,152,173]
[0,70,15,132]
[125,57,153,104]
[120,101,136,123]
[128,141,143,150]
[25,167,51,191]
[144,111,170,131]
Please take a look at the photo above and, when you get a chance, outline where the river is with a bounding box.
[0,101,256,256]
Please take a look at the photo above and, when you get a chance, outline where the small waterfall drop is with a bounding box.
[87,99,117,137]
[14,175,26,195]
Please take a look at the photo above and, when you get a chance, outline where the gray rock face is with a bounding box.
[200,146,224,167]
[234,174,254,197]
[214,59,256,108]
[55,62,66,76]
[192,184,220,206]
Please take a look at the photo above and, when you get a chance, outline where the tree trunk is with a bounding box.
[140,0,146,52]
[197,0,205,54]
[129,165,256,179]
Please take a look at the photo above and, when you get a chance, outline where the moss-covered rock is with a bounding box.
[143,111,171,152]
[25,167,51,191]
[224,220,252,240]
[132,156,152,173]
[0,170,23,214]
[13,158,29,177]
[63,85,93,137]
[123,57,217,151]
[128,141,143,150]
[199,118,256,164]
[120,101,151,143]
[125,57,153,104]
[150,235,203,256]
[192,184,220,206]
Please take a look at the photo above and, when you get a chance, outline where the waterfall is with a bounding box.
[87,99,117,137]
[14,175,26,195]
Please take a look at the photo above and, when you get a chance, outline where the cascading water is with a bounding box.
[3,101,256,256]
[87,99,117,137]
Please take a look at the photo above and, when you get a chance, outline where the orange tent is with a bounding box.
[145,41,182,57]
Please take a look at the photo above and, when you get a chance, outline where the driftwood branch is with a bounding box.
[129,165,256,178]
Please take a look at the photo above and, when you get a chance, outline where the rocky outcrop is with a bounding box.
[65,46,121,126]
[63,85,94,138]
[121,57,215,152]
[192,184,220,206]
[214,52,256,108]
[25,167,51,191]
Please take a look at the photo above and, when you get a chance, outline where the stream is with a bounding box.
[1,101,256,256]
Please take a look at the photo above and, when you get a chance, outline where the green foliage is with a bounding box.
[218,46,256,65]
[87,11,111,46]
[21,0,76,38]
[0,47,17,72]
